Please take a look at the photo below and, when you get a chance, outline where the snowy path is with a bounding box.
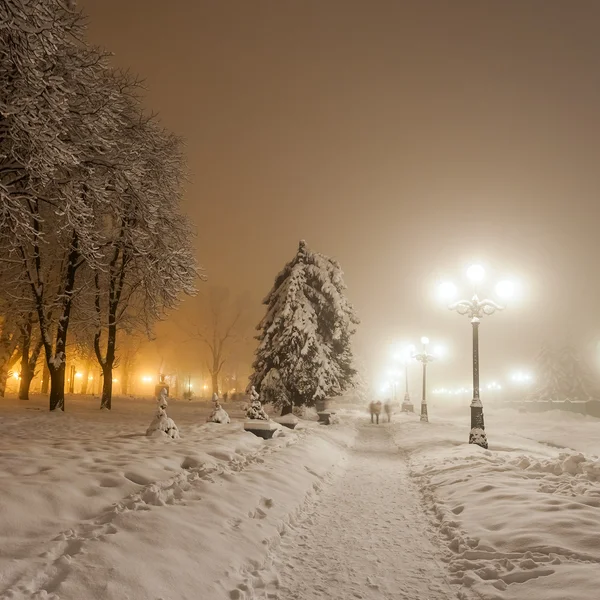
[242,423,459,600]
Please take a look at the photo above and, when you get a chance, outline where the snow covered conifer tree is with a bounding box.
[207,397,231,423]
[531,344,598,402]
[246,386,269,420]
[558,346,597,401]
[530,344,562,401]
[249,241,359,415]
[146,388,180,439]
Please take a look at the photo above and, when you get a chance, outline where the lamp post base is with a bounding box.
[401,395,414,412]
[420,403,428,422]
[469,401,488,448]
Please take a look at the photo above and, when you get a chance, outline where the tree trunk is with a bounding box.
[41,363,49,394]
[0,327,19,398]
[18,369,34,400]
[18,318,43,400]
[18,321,32,399]
[211,371,219,398]
[100,364,113,410]
[0,368,8,398]
[49,365,66,411]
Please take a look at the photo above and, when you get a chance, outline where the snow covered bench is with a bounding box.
[274,414,299,430]
[243,420,279,439]
[318,410,336,425]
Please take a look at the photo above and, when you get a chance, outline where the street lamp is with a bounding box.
[385,368,402,402]
[412,337,439,423]
[440,264,514,449]
[398,345,415,412]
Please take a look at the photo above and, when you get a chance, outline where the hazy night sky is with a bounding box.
[80,0,600,389]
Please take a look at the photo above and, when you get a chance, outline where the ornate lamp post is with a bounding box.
[412,337,437,423]
[440,265,514,449]
[386,369,402,403]
[399,346,415,413]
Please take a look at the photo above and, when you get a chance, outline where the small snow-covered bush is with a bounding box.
[146,389,180,439]
[247,386,269,420]
[207,400,230,424]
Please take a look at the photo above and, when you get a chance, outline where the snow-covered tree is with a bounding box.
[559,346,597,401]
[189,287,248,398]
[1,2,199,411]
[207,399,231,424]
[530,344,562,401]
[530,344,598,402]
[146,389,179,439]
[1,3,136,410]
[249,240,359,415]
[91,103,199,410]
[246,386,269,420]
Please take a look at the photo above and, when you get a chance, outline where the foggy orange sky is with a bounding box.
[80,0,600,390]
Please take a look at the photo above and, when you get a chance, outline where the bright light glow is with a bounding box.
[433,345,445,358]
[12,372,19,380]
[496,280,515,299]
[466,264,485,283]
[88,375,93,380]
[141,375,153,383]
[438,281,458,300]
[486,381,502,391]
[75,372,82,379]
[112,378,118,383]
[421,336,429,345]
[203,384,209,390]
[387,368,401,379]
[511,371,534,384]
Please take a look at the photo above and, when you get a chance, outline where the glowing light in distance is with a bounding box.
[112,378,118,383]
[75,372,82,379]
[438,281,458,301]
[88,375,93,380]
[433,345,445,358]
[12,372,19,380]
[203,384,209,390]
[141,375,153,383]
[511,371,534,383]
[466,264,485,283]
[421,336,429,345]
[496,280,515,300]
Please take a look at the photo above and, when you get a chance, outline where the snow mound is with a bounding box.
[275,413,299,425]
[207,403,231,424]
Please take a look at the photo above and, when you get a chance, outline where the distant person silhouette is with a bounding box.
[384,399,392,422]
[369,400,382,424]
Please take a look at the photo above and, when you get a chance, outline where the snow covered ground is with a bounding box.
[391,404,600,600]
[0,395,599,600]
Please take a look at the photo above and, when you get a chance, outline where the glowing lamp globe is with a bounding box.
[466,264,485,283]
[421,336,429,345]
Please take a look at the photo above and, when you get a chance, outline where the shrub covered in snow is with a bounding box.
[146,389,180,439]
[207,400,230,424]
[246,387,269,420]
